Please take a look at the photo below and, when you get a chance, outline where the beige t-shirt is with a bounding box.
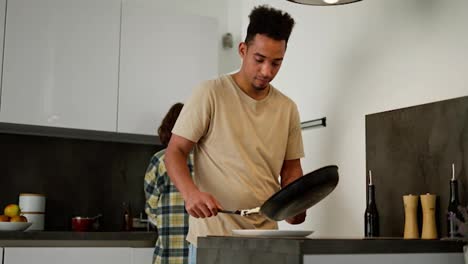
[172,75,304,245]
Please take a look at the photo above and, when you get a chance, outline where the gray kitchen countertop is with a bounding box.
[0,231,157,247]
[197,236,467,264]
[199,236,466,254]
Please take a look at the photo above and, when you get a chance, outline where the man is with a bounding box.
[165,5,305,262]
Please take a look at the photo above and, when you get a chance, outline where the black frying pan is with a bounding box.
[219,165,339,221]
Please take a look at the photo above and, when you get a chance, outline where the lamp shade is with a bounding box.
[286,0,362,5]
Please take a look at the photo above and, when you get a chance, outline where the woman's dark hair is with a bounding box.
[244,5,295,45]
[158,102,184,146]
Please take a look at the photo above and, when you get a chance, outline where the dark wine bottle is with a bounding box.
[365,170,379,237]
[121,201,133,231]
[448,163,462,238]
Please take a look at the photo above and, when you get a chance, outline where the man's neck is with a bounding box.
[231,72,270,101]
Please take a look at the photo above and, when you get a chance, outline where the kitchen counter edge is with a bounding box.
[0,231,157,247]
[198,236,467,254]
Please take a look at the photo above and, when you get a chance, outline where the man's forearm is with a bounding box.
[164,147,198,200]
[280,159,306,224]
[165,138,223,218]
[280,160,303,188]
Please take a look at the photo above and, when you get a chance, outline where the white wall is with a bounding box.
[133,0,241,74]
[241,0,468,237]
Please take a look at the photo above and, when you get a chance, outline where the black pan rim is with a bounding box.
[260,165,339,216]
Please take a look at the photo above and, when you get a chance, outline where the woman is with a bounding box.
[144,103,193,264]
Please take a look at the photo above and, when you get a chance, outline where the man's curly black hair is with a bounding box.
[245,5,295,46]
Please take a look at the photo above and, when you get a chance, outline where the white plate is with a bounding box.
[0,222,33,231]
[232,229,314,238]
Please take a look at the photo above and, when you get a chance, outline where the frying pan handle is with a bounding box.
[218,207,261,216]
[218,209,241,215]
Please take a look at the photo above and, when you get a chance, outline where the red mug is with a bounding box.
[71,215,101,232]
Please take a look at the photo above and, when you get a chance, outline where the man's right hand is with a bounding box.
[184,189,223,218]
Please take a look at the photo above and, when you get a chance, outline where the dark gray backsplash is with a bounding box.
[366,96,468,237]
[0,132,163,231]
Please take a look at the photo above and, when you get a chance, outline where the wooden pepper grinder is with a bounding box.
[420,193,437,239]
[403,194,419,239]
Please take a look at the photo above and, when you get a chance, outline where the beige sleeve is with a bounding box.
[172,81,213,143]
[285,103,305,160]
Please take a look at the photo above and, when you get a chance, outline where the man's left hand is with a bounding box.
[286,211,306,224]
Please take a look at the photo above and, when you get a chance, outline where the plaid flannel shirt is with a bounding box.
[144,149,194,264]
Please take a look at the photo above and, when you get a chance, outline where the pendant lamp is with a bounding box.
[286,0,362,6]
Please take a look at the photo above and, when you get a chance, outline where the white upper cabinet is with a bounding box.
[118,0,218,135]
[0,0,121,131]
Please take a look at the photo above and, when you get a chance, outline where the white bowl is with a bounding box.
[0,222,33,231]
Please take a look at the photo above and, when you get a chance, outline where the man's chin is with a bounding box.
[253,84,268,91]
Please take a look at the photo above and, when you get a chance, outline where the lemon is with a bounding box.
[4,204,21,217]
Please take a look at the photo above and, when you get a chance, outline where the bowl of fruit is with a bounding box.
[0,204,32,231]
